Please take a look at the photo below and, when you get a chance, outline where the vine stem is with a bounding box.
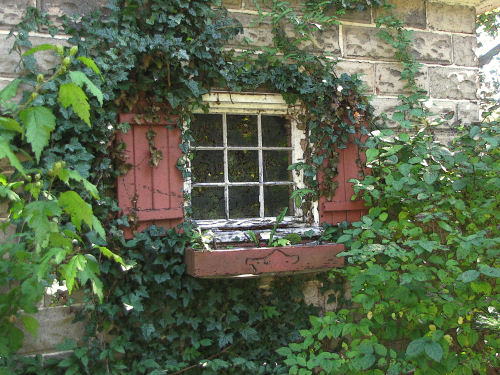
[169,344,234,375]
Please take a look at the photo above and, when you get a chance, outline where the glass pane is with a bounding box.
[192,150,223,182]
[262,115,290,147]
[227,115,257,146]
[228,150,258,182]
[191,114,222,146]
[264,185,293,217]
[229,186,259,218]
[263,151,291,181]
[191,187,225,220]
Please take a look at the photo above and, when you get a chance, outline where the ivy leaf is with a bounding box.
[406,338,425,357]
[58,83,91,126]
[19,106,56,163]
[77,56,104,81]
[69,71,103,106]
[0,136,25,175]
[21,315,39,339]
[58,191,93,231]
[392,111,405,122]
[424,341,443,362]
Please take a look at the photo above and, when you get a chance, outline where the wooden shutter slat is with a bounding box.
[117,113,183,238]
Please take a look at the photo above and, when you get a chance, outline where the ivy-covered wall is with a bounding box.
[0,0,481,358]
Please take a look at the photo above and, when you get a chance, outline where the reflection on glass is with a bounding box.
[192,187,225,220]
[229,186,259,218]
[264,185,292,217]
[228,151,258,182]
[263,151,291,181]
[227,115,257,146]
[262,115,290,147]
[191,114,223,146]
[192,150,223,182]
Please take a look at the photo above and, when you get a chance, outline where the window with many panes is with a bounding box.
[186,93,318,234]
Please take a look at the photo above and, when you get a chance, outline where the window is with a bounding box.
[117,91,367,242]
[185,92,321,242]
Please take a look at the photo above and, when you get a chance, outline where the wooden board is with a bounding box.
[184,243,344,278]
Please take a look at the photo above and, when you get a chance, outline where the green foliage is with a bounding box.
[0,41,124,357]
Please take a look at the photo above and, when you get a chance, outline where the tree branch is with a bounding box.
[479,43,500,67]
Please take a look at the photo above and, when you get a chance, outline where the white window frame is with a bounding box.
[185,91,320,243]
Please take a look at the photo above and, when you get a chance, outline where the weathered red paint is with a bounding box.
[319,134,368,225]
[184,243,345,278]
[117,113,184,239]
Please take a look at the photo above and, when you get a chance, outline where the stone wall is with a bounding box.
[0,0,481,357]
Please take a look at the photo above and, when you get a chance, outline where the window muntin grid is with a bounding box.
[191,113,294,220]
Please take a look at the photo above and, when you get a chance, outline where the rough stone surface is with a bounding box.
[18,306,85,354]
[457,101,480,124]
[0,0,36,27]
[343,26,396,60]
[375,63,428,96]
[339,7,371,23]
[426,99,457,129]
[411,31,452,64]
[303,280,337,312]
[40,0,107,19]
[0,36,69,76]
[285,25,340,55]
[427,3,475,34]
[374,0,425,29]
[229,13,273,47]
[429,67,478,100]
[453,35,478,67]
[369,97,401,128]
[336,60,374,93]
[222,0,241,9]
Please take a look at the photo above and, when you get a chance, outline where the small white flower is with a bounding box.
[322,79,327,83]
[337,85,343,92]
[123,303,133,311]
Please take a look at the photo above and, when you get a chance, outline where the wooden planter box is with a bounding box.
[184,243,344,278]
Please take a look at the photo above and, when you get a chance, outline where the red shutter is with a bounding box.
[117,113,184,238]
[319,135,368,225]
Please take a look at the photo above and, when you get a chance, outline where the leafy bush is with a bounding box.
[278,115,500,374]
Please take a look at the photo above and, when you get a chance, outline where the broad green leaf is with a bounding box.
[392,111,405,122]
[478,264,500,278]
[20,106,56,163]
[0,117,23,135]
[337,234,351,243]
[406,338,425,357]
[366,148,379,162]
[63,255,87,293]
[457,270,480,283]
[23,200,61,245]
[21,315,39,339]
[83,180,99,199]
[58,83,91,126]
[0,78,21,102]
[77,56,103,81]
[437,221,452,232]
[0,135,25,175]
[423,171,437,184]
[93,216,106,239]
[58,191,93,230]
[98,246,125,266]
[69,71,103,106]
[22,44,57,56]
[424,341,443,362]
[91,277,104,303]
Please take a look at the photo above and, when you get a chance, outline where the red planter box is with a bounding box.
[184,243,344,278]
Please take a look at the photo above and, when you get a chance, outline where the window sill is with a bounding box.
[184,242,344,278]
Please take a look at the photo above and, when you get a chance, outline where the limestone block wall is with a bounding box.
[224,0,480,141]
[0,0,481,357]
